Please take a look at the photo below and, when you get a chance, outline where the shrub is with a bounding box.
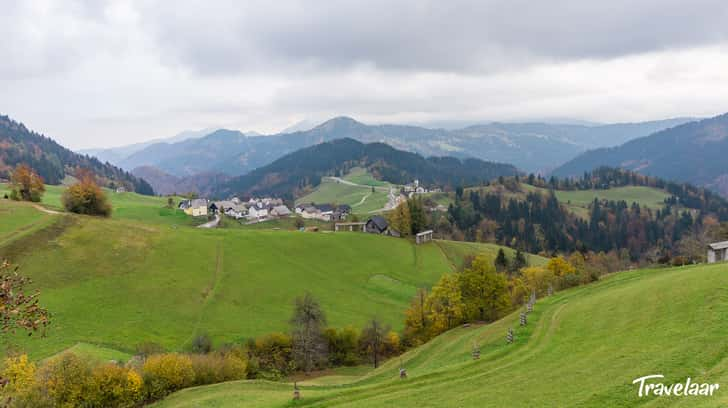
[135,342,166,358]
[37,352,93,408]
[249,333,294,379]
[88,364,143,408]
[61,170,112,216]
[142,353,194,400]
[1,354,37,402]
[324,326,361,366]
[191,333,213,354]
[189,352,247,386]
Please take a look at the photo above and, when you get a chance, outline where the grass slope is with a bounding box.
[4,214,456,359]
[296,180,390,215]
[156,262,728,407]
[1,183,194,226]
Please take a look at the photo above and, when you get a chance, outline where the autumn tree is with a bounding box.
[388,201,412,236]
[1,261,50,337]
[403,288,429,346]
[460,256,511,322]
[61,170,112,216]
[359,318,388,368]
[10,164,45,202]
[425,273,464,334]
[290,293,327,374]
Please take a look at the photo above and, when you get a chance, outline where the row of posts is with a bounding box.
[294,284,555,400]
[506,284,553,345]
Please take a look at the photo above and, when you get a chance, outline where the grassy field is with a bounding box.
[2,199,528,360]
[296,179,390,214]
[523,184,670,209]
[435,240,548,269]
[156,262,728,407]
[342,167,392,188]
[1,183,195,226]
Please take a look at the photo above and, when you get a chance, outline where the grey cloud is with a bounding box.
[138,0,728,75]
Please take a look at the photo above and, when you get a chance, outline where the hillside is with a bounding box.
[131,165,230,196]
[155,262,728,407]
[78,128,219,166]
[0,199,543,360]
[215,138,519,199]
[0,115,154,194]
[553,113,728,197]
[92,117,691,180]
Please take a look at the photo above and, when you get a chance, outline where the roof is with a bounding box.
[416,230,434,237]
[317,204,334,212]
[367,216,389,231]
[272,205,292,215]
[338,204,351,211]
[709,241,728,250]
[190,198,207,208]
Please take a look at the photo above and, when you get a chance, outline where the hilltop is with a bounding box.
[0,115,154,194]
[83,117,691,182]
[214,138,519,199]
[553,112,728,197]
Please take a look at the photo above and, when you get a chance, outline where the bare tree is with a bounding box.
[290,293,327,374]
[360,318,388,368]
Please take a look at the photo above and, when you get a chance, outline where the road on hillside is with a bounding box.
[326,176,389,191]
[198,214,220,228]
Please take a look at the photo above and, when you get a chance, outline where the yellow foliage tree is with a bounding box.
[39,352,93,408]
[142,353,194,400]
[403,288,429,345]
[88,364,143,407]
[521,266,556,297]
[425,273,464,335]
[1,354,37,401]
[387,201,412,236]
[547,256,576,277]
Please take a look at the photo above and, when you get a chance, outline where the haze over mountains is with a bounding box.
[214,138,519,199]
[80,116,692,195]
[554,112,728,197]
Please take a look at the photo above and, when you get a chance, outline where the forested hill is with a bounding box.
[215,138,519,199]
[552,112,728,197]
[443,167,728,263]
[0,115,154,194]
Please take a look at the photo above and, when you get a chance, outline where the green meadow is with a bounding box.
[296,179,390,214]
[1,198,527,362]
[155,262,728,407]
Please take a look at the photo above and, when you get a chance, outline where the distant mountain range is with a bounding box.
[84,117,692,182]
[0,115,154,194]
[79,128,220,166]
[553,113,728,197]
[214,138,519,199]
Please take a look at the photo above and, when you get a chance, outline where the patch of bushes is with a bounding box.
[1,349,247,407]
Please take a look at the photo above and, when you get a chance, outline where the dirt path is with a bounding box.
[197,214,220,228]
[32,204,62,215]
[350,192,372,208]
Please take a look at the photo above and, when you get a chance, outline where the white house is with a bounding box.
[247,206,268,220]
[708,241,728,263]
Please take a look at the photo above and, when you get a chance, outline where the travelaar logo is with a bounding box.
[632,375,719,397]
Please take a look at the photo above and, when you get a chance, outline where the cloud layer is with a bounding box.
[2,0,728,148]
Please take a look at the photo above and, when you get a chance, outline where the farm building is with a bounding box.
[180,198,208,217]
[708,241,728,263]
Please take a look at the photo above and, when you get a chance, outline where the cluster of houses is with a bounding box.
[294,203,351,221]
[403,179,441,196]
[179,197,292,221]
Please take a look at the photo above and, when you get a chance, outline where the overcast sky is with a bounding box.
[3,0,728,149]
